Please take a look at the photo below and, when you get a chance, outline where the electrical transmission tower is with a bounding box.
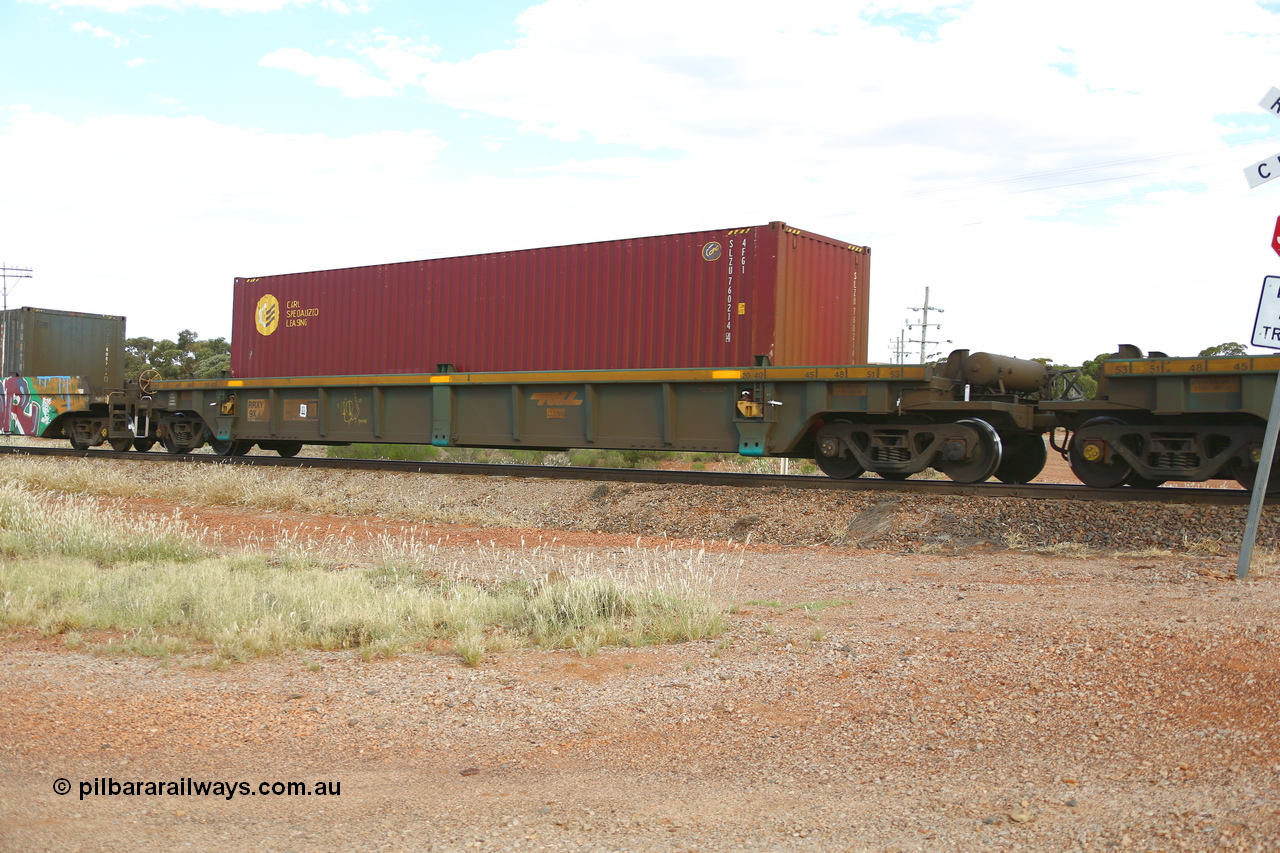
[0,264,31,316]
[0,264,33,376]
[906,286,949,363]
[888,324,909,364]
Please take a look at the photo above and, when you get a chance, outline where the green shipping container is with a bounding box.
[1,307,125,394]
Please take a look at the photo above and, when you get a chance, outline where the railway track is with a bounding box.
[0,443,1265,506]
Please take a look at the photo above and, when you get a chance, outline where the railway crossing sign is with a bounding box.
[1245,153,1280,188]
[1244,88,1280,187]
[1251,275,1280,348]
[1261,86,1280,116]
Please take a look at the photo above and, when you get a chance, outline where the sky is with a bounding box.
[5,0,1280,367]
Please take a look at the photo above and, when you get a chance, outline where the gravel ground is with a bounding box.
[1,461,1278,852]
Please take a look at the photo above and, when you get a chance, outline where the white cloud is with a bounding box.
[126,56,146,67]
[260,47,401,97]
[258,34,437,98]
[31,0,363,13]
[71,20,127,46]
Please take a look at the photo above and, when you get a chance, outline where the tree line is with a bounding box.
[124,331,229,380]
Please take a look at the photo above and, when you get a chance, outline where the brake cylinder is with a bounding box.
[963,352,1047,393]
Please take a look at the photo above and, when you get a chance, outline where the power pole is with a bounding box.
[906,287,945,363]
[889,325,908,364]
[0,264,32,377]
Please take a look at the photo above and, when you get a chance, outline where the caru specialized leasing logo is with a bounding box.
[255,294,280,336]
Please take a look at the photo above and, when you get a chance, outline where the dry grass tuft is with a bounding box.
[0,481,737,665]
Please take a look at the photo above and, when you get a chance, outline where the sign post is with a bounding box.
[1236,86,1280,580]
[1239,276,1280,579]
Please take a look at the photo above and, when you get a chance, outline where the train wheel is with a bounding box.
[877,470,912,481]
[67,420,96,451]
[274,441,303,458]
[937,419,1002,484]
[211,438,252,457]
[814,421,864,479]
[108,435,134,452]
[161,431,185,455]
[1068,417,1132,488]
[814,433,863,480]
[815,452,864,479]
[1232,461,1280,494]
[133,437,156,452]
[995,432,1047,484]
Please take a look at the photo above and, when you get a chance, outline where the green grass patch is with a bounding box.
[794,599,853,613]
[743,598,851,613]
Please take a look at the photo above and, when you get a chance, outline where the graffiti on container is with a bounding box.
[2,375,87,436]
[341,395,368,426]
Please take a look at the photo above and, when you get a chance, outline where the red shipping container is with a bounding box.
[231,221,869,377]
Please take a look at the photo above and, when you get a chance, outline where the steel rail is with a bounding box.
[0,443,1266,506]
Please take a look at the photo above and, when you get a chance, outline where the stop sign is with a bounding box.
[1273,216,1280,257]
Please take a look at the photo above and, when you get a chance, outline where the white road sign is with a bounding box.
[1261,86,1280,115]
[1245,153,1280,188]
[1244,87,1280,188]
[1251,275,1280,349]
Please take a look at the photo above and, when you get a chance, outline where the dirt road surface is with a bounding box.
[2,466,1278,852]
